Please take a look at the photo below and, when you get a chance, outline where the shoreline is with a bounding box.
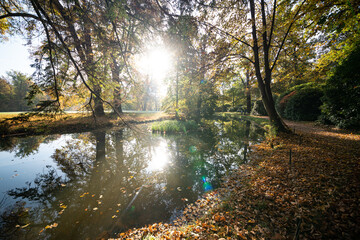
[116,119,360,239]
[0,112,174,138]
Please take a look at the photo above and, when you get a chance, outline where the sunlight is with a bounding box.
[136,46,173,97]
[147,140,170,171]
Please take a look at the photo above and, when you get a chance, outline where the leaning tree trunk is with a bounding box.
[260,80,288,132]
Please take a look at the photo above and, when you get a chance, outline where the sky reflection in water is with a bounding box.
[0,120,263,239]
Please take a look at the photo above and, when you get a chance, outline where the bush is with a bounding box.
[321,44,360,129]
[277,83,324,121]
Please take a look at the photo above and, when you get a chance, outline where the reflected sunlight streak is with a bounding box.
[147,140,170,171]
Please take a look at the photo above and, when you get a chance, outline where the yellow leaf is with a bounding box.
[51,223,58,228]
[21,223,30,228]
[60,204,67,209]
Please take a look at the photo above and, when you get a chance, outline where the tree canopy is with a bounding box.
[1,0,359,130]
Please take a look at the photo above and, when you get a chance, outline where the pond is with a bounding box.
[0,119,264,239]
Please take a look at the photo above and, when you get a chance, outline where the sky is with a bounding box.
[0,36,34,77]
[0,35,171,98]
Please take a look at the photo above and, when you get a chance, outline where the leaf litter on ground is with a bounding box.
[114,121,360,239]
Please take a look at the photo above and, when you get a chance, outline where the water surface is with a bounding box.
[0,120,263,239]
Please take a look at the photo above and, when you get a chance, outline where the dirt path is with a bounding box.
[285,119,360,142]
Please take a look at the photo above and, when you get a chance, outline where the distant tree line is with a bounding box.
[0,71,42,111]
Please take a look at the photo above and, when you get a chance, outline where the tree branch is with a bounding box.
[268,0,277,45]
[0,12,41,21]
[271,0,306,72]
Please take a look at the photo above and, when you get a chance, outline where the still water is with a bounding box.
[0,120,263,239]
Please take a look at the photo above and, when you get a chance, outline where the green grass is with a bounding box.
[151,120,199,134]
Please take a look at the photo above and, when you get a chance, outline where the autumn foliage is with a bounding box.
[117,120,360,239]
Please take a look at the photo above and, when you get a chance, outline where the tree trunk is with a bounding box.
[196,35,207,120]
[175,66,179,119]
[196,85,202,119]
[245,69,251,115]
[249,0,289,132]
[260,81,288,132]
[111,57,122,114]
[113,87,122,113]
[93,85,105,117]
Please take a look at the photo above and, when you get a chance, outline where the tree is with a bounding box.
[0,77,13,111]
[7,71,32,111]
[304,0,360,80]
[321,42,360,129]
[154,0,307,130]
[0,71,42,111]
[206,0,310,131]
[1,0,159,117]
[162,8,205,119]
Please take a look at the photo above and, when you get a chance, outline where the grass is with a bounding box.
[151,120,199,134]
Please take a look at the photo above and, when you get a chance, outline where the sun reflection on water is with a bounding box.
[147,140,170,171]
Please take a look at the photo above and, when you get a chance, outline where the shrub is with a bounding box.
[321,44,360,129]
[277,83,324,121]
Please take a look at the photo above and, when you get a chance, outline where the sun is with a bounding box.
[136,46,173,97]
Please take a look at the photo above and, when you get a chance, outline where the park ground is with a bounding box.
[1,113,359,239]
[0,111,172,137]
[115,118,360,240]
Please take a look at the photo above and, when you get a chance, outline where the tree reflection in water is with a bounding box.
[0,135,59,158]
[0,120,263,239]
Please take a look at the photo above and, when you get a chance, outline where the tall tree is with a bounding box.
[8,71,31,111]
[205,0,309,131]
[1,0,159,117]
[0,77,13,111]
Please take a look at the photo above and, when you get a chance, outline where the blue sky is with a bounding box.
[0,36,34,78]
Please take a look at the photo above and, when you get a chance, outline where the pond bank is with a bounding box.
[0,116,263,239]
[116,119,360,239]
[0,112,173,137]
